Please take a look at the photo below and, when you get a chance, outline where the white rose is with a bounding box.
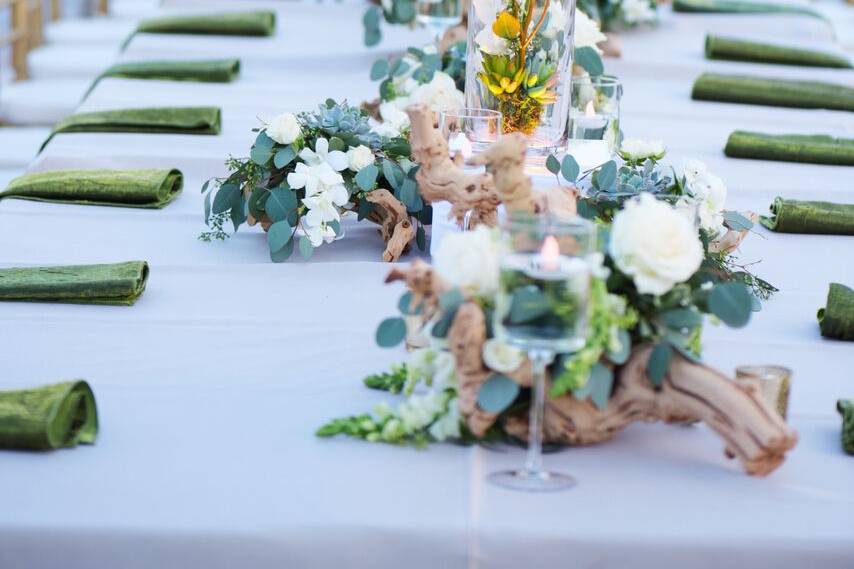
[619,138,665,162]
[266,112,301,145]
[682,160,727,236]
[609,193,704,296]
[434,225,501,297]
[346,145,374,172]
[473,0,511,55]
[408,72,465,115]
[378,99,411,134]
[482,339,525,373]
[574,10,607,54]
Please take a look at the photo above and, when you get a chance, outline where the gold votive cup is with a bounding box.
[735,365,792,419]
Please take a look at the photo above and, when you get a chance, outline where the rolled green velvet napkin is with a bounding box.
[760,197,854,235]
[725,131,854,166]
[0,381,98,451]
[674,0,823,18]
[692,73,854,111]
[839,400,854,455]
[705,35,852,68]
[818,283,854,341]
[0,261,149,305]
[41,107,221,151]
[136,10,276,37]
[102,59,241,83]
[0,168,183,208]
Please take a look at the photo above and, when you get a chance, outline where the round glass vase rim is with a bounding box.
[440,107,504,121]
[571,75,622,88]
[502,212,598,239]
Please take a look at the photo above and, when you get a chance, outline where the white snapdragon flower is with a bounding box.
[266,112,301,145]
[434,225,502,297]
[682,159,728,237]
[619,138,666,162]
[609,193,703,296]
[428,400,461,441]
[622,0,657,25]
[473,0,511,55]
[302,222,337,247]
[482,339,525,373]
[574,10,607,54]
[408,72,465,115]
[299,137,349,172]
[346,145,375,172]
[398,392,447,432]
[432,351,457,390]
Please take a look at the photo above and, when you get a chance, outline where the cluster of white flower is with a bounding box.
[621,0,657,25]
[609,193,704,296]
[574,9,607,54]
[374,69,465,138]
[681,159,728,238]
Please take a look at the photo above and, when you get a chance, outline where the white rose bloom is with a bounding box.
[378,99,411,134]
[482,339,525,373]
[428,400,461,441]
[682,160,728,237]
[346,145,375,172]
[609,193,704,296]
[574,10,607,54]
[622,0,656,24]
[434,225,501,297]
[266,112,301,145]
[473,0,511,55]
[408,72,465,115]
[619,138,666,162]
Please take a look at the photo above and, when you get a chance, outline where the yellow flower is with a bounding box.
[492,11,520,40]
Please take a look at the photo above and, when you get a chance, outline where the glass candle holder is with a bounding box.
[735,365,792,419]
[465,0,577,159]
[490,212,596,492]
[440,107,503,166]
[567,75,621,169]
[415,0,463,44]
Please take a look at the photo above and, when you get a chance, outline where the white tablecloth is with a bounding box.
[0,2,853,567]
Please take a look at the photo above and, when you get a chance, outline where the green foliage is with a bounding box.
[376,317,407,347]
[363,364,408,393]
[477,375,520,414]
[575,46,604,76]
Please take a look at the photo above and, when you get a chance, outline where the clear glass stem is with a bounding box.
[524,348,555,474]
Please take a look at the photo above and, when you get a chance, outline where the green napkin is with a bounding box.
[0,261,149,305]
[760,197,854,235]
[839,400,854,455]
[691,73,854,111]
[136,10,276,37]
[673,0,823,18]
[0,381,98,451]
[1,168,183,208]
[41,107,221,151]
[102,59,241,83]
[818,283,854,341]
[725,131,854,166]
[705,35,851,68]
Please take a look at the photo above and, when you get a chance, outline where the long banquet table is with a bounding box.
[0,1,853,567]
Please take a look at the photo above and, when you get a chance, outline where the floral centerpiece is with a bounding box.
[200,100,428,262]
[318,131,795,476]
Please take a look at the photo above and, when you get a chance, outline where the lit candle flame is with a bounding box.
[540,235,560,272]
[584,100,596,117]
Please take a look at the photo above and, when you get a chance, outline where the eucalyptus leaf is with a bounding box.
[708,282,753,328]
[382,159,403,190]
[508,286,551,324]
[203,189,211,223]
[355,164,379,191]
[398,291,422,315]
[399,178,422,211]
[575,46,604,76]
[212,183,240,214]
[477,375,520,414]
[376,317,407,347]
[273,146,297,169]
[597,161,618,192]
[265,186,296,222]
[661,308,702,331]
[250,132,275,165]
[270,237,294,262]
[561,155,580,182]
[607,329,631,365]
[646,342,672,387]
[546,154,560,174]
[370,59,389,81]
[416,225,426,250]
[299,235,314,260]
[723,210,754,231]
[267,220,292,252]
[439,288,464,312]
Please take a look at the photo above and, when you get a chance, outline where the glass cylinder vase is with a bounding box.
[465,0,576,159]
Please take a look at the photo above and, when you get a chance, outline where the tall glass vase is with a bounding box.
[465,0,576,159]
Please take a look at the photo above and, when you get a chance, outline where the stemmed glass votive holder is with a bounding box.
[568,76,622,170]
[415,0,463,45]
[489,212,597,492]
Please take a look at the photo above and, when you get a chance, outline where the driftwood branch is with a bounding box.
[387,262,797,476]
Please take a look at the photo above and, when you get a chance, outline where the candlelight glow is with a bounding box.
[540,235,560,271]
[584,100,596,117]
